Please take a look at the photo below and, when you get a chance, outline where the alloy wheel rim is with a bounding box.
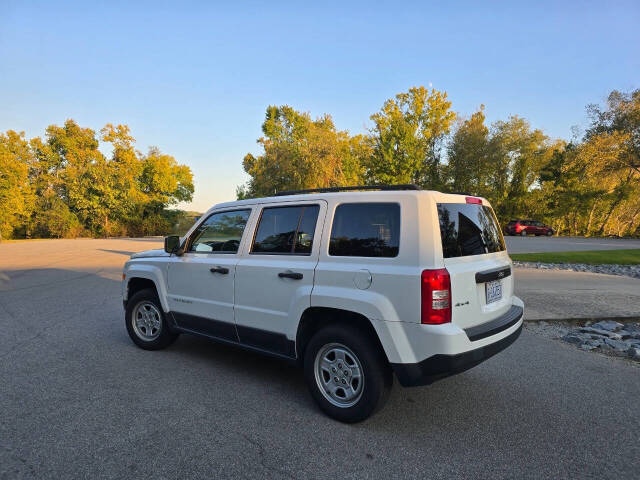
[314,343,364,408]
[132,301,162,341]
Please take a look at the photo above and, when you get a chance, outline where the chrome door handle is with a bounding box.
[210,266,229,274]
[278,271,303,280]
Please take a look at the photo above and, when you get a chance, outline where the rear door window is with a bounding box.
[437,203,505,258]
[329,203,400,257]
[251,205,320,255]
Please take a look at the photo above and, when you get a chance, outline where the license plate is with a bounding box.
[485,280,502,304]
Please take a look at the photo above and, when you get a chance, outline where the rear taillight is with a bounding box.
[465,196,482,204]
[421,268,451,324]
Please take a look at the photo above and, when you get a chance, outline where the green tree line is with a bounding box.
[0,120,194,240]
[238,87,640,237]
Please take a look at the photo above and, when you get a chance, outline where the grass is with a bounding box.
[511,248,640,265]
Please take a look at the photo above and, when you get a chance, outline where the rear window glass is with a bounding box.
[437,203,505,258]
[329,203,400,257]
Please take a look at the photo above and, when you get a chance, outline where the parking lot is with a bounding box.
[1,238,639,479]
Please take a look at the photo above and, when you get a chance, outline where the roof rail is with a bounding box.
[275,184,420,196]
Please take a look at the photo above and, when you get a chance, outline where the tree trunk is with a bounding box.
[597,183,631,236]
[624,206,640,237]
[585,200,599,237]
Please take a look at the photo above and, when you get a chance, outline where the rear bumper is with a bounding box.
[391,309,523,387]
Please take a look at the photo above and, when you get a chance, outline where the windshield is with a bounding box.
[437,203,506,258]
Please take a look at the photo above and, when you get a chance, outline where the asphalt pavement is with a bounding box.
[505,235,640,253]
[1,238,639,479]
[515,268,640,320]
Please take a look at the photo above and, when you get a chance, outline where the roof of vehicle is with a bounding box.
[208,187,489,213]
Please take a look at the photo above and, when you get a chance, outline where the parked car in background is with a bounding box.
[506,220,554,236]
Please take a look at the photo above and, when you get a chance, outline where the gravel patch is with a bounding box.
[526,320,640,363]
[513,261,640,279]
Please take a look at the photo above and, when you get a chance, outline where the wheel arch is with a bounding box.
[127,277,158,303]
[124,263,170,312]
[295,307,389,365]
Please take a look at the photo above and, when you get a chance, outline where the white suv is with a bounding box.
[122,186,524,422]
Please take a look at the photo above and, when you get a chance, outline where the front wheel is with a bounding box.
[546,231,553,236]
[304,324,392,423]
[125,288,178,350]
[520,230,527,236]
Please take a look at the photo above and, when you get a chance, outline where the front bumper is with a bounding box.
[391,314,523,387]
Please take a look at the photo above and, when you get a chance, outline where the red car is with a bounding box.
[506,220,554,236]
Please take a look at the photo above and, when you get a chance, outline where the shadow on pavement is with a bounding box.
[98,249,136,256]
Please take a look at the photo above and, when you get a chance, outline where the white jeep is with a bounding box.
[122,185,524,422]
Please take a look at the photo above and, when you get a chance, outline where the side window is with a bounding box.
[329,203,400,257]
[188,209,251,253]
[252,205,320,255]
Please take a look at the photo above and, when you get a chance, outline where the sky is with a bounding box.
[1,0,638,212]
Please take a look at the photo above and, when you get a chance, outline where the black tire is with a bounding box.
[546,230,553,236]
[125,288,178,350]
[304,324,392,423]
[520,230,527,236]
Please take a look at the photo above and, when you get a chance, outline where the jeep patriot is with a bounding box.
[122,185,524,422]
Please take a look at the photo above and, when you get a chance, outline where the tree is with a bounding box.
[577,89,640,236]
[446,106,490,196]
[367,86,455,188]
[32,195,82,238]
[586,89,640,175]
[1,119,194,239]
[140,147,194,207]
[485,116,551,220]
[0,131,34,240]
[238,105,368,198]
[574,131,638,235]
[39,120,111,233]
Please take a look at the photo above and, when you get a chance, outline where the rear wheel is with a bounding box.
[125,288,178,350]
[304,324,392,423]
[546,230,553,236]
[520,230,527,236]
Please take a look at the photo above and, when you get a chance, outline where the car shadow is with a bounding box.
[154,325,510,431]
[98,249,136,256]
[156,332,312,407]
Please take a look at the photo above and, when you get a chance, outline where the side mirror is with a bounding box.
[164,235,182,254]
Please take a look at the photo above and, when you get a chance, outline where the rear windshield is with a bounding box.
[437,203,506,258]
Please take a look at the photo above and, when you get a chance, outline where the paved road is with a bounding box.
[514,268,640,320]
[505,235,640,253]
[1,239,639,479]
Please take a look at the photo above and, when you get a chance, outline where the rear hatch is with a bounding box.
[436,197,513,330]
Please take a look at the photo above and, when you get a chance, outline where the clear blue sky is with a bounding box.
[1,0,638,211]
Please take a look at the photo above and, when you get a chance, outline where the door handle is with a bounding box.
[278,271,303,280]
[210,266,229,274]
